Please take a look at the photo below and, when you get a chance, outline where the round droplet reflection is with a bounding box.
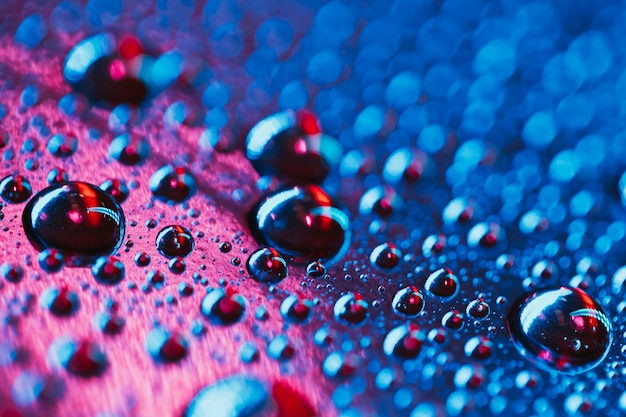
[507,286,612,374]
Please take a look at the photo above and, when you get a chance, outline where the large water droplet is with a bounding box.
[392,286,425,318]
[507,286,612,374]
[0,174,32,204]
[250,185,351,264]
[149,165,197,204]
[22,182,125,265]
[156,225,194,258]
[185,375,268,417]
[246,110,334,184]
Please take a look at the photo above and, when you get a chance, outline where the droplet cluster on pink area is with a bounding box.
[1,0,626,416]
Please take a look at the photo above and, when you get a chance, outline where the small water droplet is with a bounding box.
[1,263,24,283]
[464,336,493,360]
[250,185,350,263]
[425,268,460,299]
[0,174,32,204]
[99,179,129,204]
[201,288,246,325]
[47,337,107,377]
[358,185,403,217]
[108,134,149,165]
[466,299,490,320]
[507,286,612,374]
[91,256,125,285]
[306,260,326,277]
[383,323,425,359]
[246,247,288,284]
[22,182,125,265]
[93,311,125,335]
[280,295,312,323]
[38,248,65,273]
[40,286,79,316]
[442,310,464,331]
[370,242,402,269]
[333,292,369,326]
[392,286,425,318]
[156,225,194,258]
[149,165,197,203]
[145,327,188,363]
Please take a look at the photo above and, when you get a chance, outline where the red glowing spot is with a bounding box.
[109,59,126,81]
[298,111,321,135]
[118,37,143,60]
[272,380,317,417]
[68,210,82,223]
[294,138,307,155]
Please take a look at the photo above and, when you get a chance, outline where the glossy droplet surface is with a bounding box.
[156,225,194,258]
[333,292,369,326]
[200,288,246,325]
[0,174,32,204]
[383,324,425,359]
[250,185,350,263]
[22,182,125,265]
[185,375,268,417]
[425,268,460,299]
[108,134,149,165]
[246,110,332,184]
[280,295,312,323]
[392,286,424,318]
[507,286,612,374]
[370,242,402,269]
[47,337,107,377]
[40,286,79,316]
[91,256,125,285]
[145,327,188,363]
[149,165,197,203]
[38,248,65,273]
[100,179,129,204]
[246,247,288,284]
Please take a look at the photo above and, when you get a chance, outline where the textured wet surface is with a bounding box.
[2,0,626,416]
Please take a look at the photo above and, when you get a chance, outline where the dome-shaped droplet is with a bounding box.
[0,174,32,204]
[306,260,326,277]
[358,185,403,217]
[250,185,350,264]
[47,337,107,377]
[145,327,188,362]
[37,248,65,273]
[149,165,197,203]
[370,242,402,269]
[507,286,612,374]
[333,292,369,326]
[246,110,335,184]
[64,33,148,105]
[108,134,149,165]
[466,299,490,320]
[425,268,460,299]
[246,247,288,285]
[467,222,504,247]
[99,179,129,204]
[464,336,493,360]
[392,286,425,318]
[40,286,79,316]
[156,225,194,258]
[185,375,268,417]
[442,310,464,331]
[280,295,312,323]
[22,182,125,265]
[200,288,246,325]
[91,256,125,285]
[383,323,425,359]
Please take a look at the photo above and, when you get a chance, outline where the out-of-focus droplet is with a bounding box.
[250,185,350,264]
[333,292,369,326]
[145,327,188,363]
[392,286,424,318]
[358,185,403,217]
[280,295,312,323]
[246,247,288,284]
[507,286,612,374]
[40,286,79,316]
[201,288,246,325]
[185,375,268,417]
[22,182,125,265]
[150,165,197,204]
[156,225,194,258]
[38,248,65,273]
[47,337,107,377]
[108,134,149,165]
[383,323,425,359]
[246,110,338,184]
[91,256,125,285]
[0,174,32,204]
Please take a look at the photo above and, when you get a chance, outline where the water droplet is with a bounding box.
[246,247,288,284]
[466,299,490,320]
[246,110,334,184]
[333,292,369,326]
[422,234,446,257]
[46,167,69,184]
[250,185,350,263]
[64,33,148,105]
[370,242,402,269]
[22,182,125,265]
[0,174,32,203]
[200,288,246,325]
[383,323,425,359]
[168,257,186,274]
[453,364,485,389]
[93,311,125,335]
[268,334,295,360]
[134,252,151,266]
[1,263,24,283]
[306,260,326,277]
[442,310,464,331]
[425,268,460,299]
[47,134,78,158]
[218,241,232,253]
[38,248,65,273]
[145,327,188,362]
[91,256,125,285]
[99,179,129,204]
[507,286,612,374]
[322,351,361,378]
[185,375,268,417]
[40,286,79,316]
[47,337,107,377]
[108,134,149,165]
[280,295,312,323]
[358,185,403,217]
[392,286,425,318]
[149,165,197,204]
[464,336,493,360]
[156,225,194,258]
[467,222,504,247]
